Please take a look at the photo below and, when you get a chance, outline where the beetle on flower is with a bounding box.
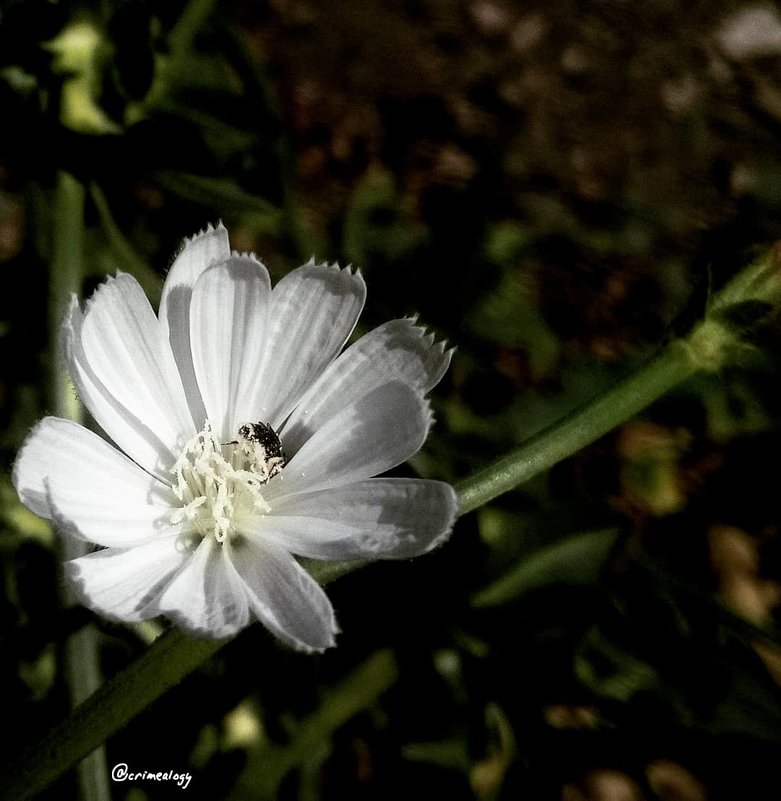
[13,224,458,651]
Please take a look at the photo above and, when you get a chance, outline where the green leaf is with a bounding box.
[706,659,781,743]
[472,529,619,607]
[342,169,424,267]
[465,267,560,380]
[152,172,282,222]
[228,650,398,799]
[575,627,659,703]
[90,183,163,306]
[402,739,470,773]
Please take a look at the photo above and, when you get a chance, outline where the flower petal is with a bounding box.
[282,317,452,452]
[229,537,337,652]
[270,381,432,496]
[64,296,174,481]
[159,224,231,426]
[69,273,196,475]
[156,537,249,637]
[250,262,366,429]
[240,478,458,560]
[13,416,184,547]
[66,535,187,622]
[189,256,272,442]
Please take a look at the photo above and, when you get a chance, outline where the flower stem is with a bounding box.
[50,171,84,422]
[0,631,225,801]
[455,344,695,515]
[457,244,781,514]
[50,171,111,801]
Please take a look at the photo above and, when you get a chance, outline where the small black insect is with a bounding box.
[236,421,287,482]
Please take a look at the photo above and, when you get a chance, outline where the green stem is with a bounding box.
[50,171,84,422]
[456,344,695,515]
[458,241,781,515]
[0,631,224,801]
[51,172,112,801]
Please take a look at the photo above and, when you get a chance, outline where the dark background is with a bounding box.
[1,1,781,799]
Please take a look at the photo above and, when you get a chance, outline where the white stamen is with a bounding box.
[170,421,275,544]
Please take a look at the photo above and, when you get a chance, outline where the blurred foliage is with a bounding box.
[1,0,781,799]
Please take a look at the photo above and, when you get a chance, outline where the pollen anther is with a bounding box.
[170,421,276,544]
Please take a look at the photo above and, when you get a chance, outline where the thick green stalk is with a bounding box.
[50,172,84,422]
[50,172,112,801]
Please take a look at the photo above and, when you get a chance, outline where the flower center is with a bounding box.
[170,421,283,544]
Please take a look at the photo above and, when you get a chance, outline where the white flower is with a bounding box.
[13,224,458,652]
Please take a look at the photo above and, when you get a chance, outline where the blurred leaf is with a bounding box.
[0,66,38,98]
[0,474,51,544]
[470,703,515,801]
[716,299,775,334]
[342,169,424,267]
[471,224,560,379]
[465,267,560,380]
[167,0,218,71]
[153,98,259,154]
[90,183,162,305]
[153,171,282,223]
[575,627,659,703]
[45,20,122,134]
[514,357,650,444]
[229,649,398,800]
[707,658,781,743]
[483,222,532,265]
[18,644,56,701]
[700,374,775,441]
[403,704,516,800]
[402,739,470,773]
[618,422,686,516]
[476,504,566,577]
[637,558,781,651]
[472,529,619,607]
